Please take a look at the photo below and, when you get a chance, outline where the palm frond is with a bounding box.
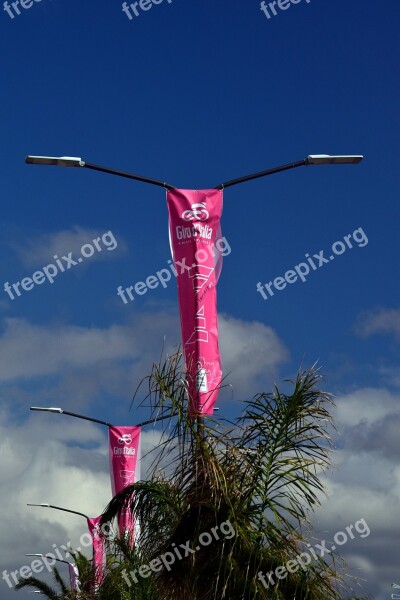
[15,576,60,599]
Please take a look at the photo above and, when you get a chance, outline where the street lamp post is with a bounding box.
[25,554,80,594]
[25,152,363,424]
[29,406,172,429]
[27,502,108,588]
[26,503,89,521]
[25,553,73,567]
[25,154,363,191]
[26,503,95,564]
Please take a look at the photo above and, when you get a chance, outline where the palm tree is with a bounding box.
[99,351,363,599]
[16,351,369,599]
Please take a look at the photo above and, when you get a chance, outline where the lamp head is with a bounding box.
[30,407,63,413]
[25,156,84,167]
[307,154,363,165]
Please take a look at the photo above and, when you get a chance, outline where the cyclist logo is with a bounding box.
[118,433,132,445]
[120,470,135,485]
[182,202,209,222]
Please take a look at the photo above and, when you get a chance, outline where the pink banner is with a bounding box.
[87,516,105,586]
[109,426,141,537]
[68,562,80,592]
[167,189,223,416]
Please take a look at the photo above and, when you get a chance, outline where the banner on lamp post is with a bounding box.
[68,562,80,592]
[87,516,105,587]
[109,426,141,537]
[167,189,223,417]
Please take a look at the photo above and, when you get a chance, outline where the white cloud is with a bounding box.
[0,312,288,401]
[310,385,400,599]
[218,314,289,398]
[0,318,137,382]
[11,225,128,268]
[355,307,400,340]
[335,387,400,428]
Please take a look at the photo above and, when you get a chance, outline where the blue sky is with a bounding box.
[0,0,399,598]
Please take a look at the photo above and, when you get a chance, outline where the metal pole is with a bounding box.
[27,504,89,520]
[58,410,112,428]
[197,415,206,439]
[30,407,173,429]
[214,159,307,190]
[83,162,175,190]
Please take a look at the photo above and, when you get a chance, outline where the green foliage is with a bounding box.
[16,352,368,599]
[15,570,68,599]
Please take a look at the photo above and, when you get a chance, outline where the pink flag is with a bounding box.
[109,426,141,537]
[68,562,80,592]
[87,516,105,586]
[167,189,223,417]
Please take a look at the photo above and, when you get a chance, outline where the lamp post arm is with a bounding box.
[214,159,307,190]
[30,406,174,429]
[135,414,173,428]
[48,505,90,521]
[60,410,113,428]
[83,161,176,190]
[27,503,89,520]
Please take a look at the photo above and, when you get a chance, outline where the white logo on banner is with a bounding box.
[187,306,209,345]
[120,470,135,485]
[181,202,209,222]
[188,264,214,293]
[118,434,132,445]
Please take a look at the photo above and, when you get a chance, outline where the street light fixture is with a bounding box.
[30,407,112,428]
[26,503,103,582]
[25,155,175,189]
[25,151,363,424]
[214,154,363,189]
[25,153,363,191]
[30,406,216,426]
[26,503,89,520]
[25,156,84,168]
[30,407,63,414]
[306,154,363,165]
[25,555,79,594]
[25,554,71,567]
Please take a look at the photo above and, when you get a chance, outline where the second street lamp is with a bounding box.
[29,406,149,538]
[26,503,106,586]
[25,554,80,592]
